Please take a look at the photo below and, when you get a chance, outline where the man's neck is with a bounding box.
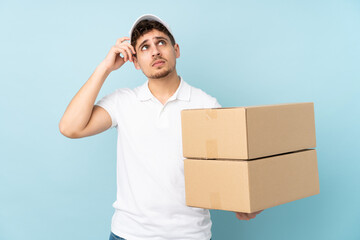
[148,71,181,105]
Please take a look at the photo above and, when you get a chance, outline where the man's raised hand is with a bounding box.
[101,37,136,72]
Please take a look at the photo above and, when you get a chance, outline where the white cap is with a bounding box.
[129,14,173,43]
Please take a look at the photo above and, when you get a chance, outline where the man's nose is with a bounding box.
[151,45,161,57]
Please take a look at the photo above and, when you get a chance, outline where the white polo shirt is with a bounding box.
[96,77,221,240]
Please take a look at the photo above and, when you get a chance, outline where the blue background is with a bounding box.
[1,0,359,239]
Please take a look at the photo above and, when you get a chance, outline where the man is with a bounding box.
[59,14,262,240]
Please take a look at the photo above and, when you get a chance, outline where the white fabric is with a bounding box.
[96,77,221,240]
[129,14,173,43]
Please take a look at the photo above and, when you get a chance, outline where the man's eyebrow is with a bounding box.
[154,36,168,42]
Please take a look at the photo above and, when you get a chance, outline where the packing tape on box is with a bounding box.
[206,140,218,158]
[210,192,221,209]
[205,109,217,120]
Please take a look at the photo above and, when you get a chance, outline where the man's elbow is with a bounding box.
[59,122,81,139]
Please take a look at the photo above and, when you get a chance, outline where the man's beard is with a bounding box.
[144,64,175,79]
[148,69,171,79]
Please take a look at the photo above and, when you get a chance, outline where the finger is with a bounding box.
[241,213,253,220]
[111,45,125,56]
[248,211,262,219]
[237,212,250,220]
[116,37,130,45]
[120,49,128,62]
[123,45,134,62]
[252,210,263,215]
[122,42,136,61]
[127,44,136,61]
[130,44,136,55]
[235,212,243,220]
[113,46,128,62]
[119,46,132,62]
[115,43,133,62]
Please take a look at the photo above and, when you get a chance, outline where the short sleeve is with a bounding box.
[213,98,222,108]
[95,90,119,129]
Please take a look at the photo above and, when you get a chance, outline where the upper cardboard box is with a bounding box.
[181,102,316,160]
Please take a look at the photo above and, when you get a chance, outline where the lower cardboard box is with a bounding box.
[184,149,319,213]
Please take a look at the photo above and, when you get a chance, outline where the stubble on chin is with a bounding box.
[149,70,170,79]
[145,66,174,79]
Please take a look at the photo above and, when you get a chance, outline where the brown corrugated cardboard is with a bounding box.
[184,149,319,213]
[181,102,316,160]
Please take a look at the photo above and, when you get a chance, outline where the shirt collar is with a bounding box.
[136,76,191,102]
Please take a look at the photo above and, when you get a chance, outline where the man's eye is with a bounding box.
[158,40,165,45]
[141,45,148,50]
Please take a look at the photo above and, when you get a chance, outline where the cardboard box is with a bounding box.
[184,149,319,213]
[181,102,316,160]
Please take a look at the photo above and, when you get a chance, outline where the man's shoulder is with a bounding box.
[105,87,136,98]
[186,82,216,101]
[96,87,137,107]
[184,80,220,108]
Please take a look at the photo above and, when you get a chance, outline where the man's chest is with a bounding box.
[116,101,184,150]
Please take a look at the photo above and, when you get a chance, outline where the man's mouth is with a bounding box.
[152,60,166,67]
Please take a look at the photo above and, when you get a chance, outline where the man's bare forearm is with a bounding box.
[59,63,111,136]
[59,37,136,138]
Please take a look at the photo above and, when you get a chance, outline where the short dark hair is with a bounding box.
[131,20,176,48]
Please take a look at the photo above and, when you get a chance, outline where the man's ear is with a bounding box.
[133,56,141,70]
[174,43,180,58]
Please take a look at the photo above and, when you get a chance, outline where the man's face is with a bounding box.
[133,29,180,79]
